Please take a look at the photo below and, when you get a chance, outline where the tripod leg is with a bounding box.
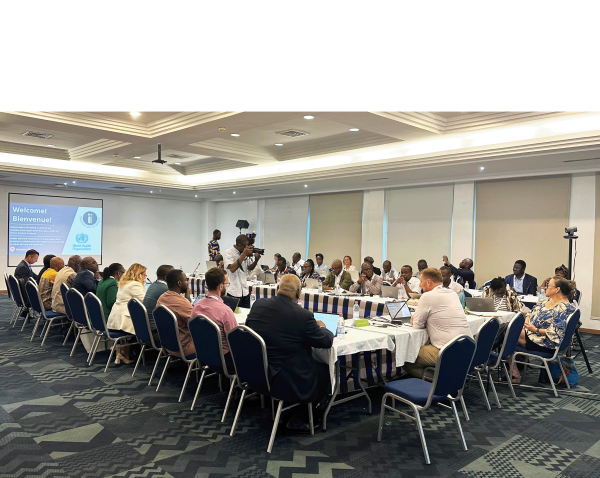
[575,329,593,374]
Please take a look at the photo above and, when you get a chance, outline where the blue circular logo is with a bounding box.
[83,211,98,226]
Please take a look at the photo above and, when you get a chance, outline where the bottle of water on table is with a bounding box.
[353,300,360,320]
[318,279,323,293]
[337,314,345,339]
[250,292,256,308]
[465,281,470,291]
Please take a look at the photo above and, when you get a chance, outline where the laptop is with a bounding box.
[408,292,422,299]
[261,265,270,271]
[263,272,276,284]
[385,301,412,322]
[222,295,240,312]
[313,312,338,337]
[381,285,398,299]
[305,278,319,289]
[465,297,496,312]
[205,261,217,270]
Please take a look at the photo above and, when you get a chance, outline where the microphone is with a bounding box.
[191,261,202,277]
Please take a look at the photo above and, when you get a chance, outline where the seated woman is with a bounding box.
[481,277,525,312]
[299,259,321,286]
[107,263,148,364]
[541,265,569,288]
[38,254,56,282]
[96,263,125,318]
[342,255,357,271]
[511,276,576,383]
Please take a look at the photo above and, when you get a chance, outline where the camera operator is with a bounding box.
[224,234,261,308]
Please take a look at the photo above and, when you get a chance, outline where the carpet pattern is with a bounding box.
[1,295,600,477]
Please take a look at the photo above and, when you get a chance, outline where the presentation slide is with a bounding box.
[8,193,103,267]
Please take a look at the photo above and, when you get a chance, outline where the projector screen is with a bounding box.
[8,193,103,267]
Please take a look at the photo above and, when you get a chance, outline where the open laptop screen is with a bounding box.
[313,312,338,337]
[385,301,411,319]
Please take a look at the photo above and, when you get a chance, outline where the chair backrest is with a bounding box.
[227,325,270,394]
[25,281,44,316]
[558,308,581,354]
[430,335,476,401]
[127,298,155,345]
[5,273,12,300]
[66,288,90,327]
[471,317,500,369]
[60,283,73,319]
[153,305,191,361]
[7,275,24,307]
[189,315,231,377]
[497,312,526,360]
[84,293,107,335]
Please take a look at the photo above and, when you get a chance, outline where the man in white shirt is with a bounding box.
[403,268,473,378]
[291,252,305,275]
[440,266,463,295]
[224,235,261,308]
[414,259,428,279]
[381,260,398,283]
[392,265,421,297]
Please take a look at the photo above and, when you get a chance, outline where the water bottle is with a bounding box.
[318,279,323,293]
[250,293,256,308]
[539,288,546,300]
[336,314,345,339]
[252,274,257,286]
[353,300,360,319]
[465,281,470,291]
[335,283,340,295]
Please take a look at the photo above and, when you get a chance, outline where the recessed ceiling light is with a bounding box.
[63,182,67,186]
[174,162,181,165]
[130,112,141,117]
[480,166,485,171]
[133,156,140,159]
[194,195,198,198]
[233,191,236,194]
[275,143,283,146]
[47,144,55,148]
[349,128,360,132]
[304,115,314,120]
[159,189,161,192]
[150,190,153,193]
[304,184,308,187]
[231,133,240,137]
[72,181,76,184]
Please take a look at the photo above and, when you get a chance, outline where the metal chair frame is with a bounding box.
[466,317,500,411]
[227,325,313,453]
[6,274,22,326]
[378,335,476,465]
[25,281,67,346]
[127,298,163,382]
[65,288,95,358]
[8,275,29,330]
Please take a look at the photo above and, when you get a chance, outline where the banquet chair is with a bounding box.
[84,293,137,371]
[512,308,581,397]
[227,325,314,453]
[153,305,199,401]
[189,315,237,421]
[8,275,29,330]
[6,274,22,326]
[65,289,95,358]
[466,317,500,411]
[25,281,67,346]
[377,334,476,465]
[127,298,163,381]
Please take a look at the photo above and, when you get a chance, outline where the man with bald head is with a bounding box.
[322,259,352,291]
[246,274,333,433]
[72,256,100,295]
[442,255,475,288]
[39,257,64,310]
[52,255,81,314]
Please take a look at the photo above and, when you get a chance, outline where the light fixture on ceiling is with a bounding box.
[47,144,55,148]
[174,162,181,165]
[133,156,140,159]
[195,195,198,198]
[304,184,308,187]
[63,182,67,186]
[159,189,162,192]
[349,128,360,132]
[72,181,76,184]
[480,166,485,171]
[233,191,236,194]
[130,112,141,117]
[150,190,153,193]
[303,115,314,120]
[231,133,240,137]
[274,143,283,146]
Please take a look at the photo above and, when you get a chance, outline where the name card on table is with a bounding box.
[354,319,370,327]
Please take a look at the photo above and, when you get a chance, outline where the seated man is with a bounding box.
[39,257,64,310]
[191,267,237,372]
[246,275,333,432]
[392,265,421,296]
[52,255,81,314]
[441,265,466,308]
[403,268,473,378]
[72,257,100,295]
[350,262,383,295]
[144,264,174,329]
[314,253,329,274]
[38,254,57,282]
[274,256,296,281]
[442,255,475,288]
[155,269,194,357]
[322,259,352,291]
[363,256,381,275]
[415,259,428,279]
[15,249,40,282]
[291,252,305,275]
[381,260,398,283]
[505,260,537,295]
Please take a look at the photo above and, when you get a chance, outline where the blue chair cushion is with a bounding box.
[44,310,66,319]
[106,329,134,338]
[514,345,554,359]
[384,378,447,406]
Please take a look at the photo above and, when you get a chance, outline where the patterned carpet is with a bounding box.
[1,294,600,478]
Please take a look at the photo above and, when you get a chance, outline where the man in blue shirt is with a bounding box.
[442,255,475,288]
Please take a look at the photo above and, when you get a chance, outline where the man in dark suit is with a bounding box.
[246,274,333,432]
[72,256,100,295]
[505,260,538,296]
[14,249,40,282]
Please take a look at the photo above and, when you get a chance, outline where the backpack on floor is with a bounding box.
[547,357,579,387]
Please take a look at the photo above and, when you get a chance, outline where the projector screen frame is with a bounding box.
[7,192,104,267]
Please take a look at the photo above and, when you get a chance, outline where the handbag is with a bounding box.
[547,357,579,387]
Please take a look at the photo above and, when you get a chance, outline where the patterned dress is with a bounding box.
[527,299,576,348]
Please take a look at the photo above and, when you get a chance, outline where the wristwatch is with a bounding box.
[536,327,540,336]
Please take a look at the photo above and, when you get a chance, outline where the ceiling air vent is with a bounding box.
[23,131,53,139]
[54,184,66,188]
[563,158,600,163]
[109,186,131,190]
[256,188,272,191]
[276,129,309,138]
[167,154,190,160]
[366,177,390,181]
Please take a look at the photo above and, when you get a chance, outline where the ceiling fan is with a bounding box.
[152,143,167,164]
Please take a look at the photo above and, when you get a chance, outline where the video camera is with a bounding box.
[246,232,265,255]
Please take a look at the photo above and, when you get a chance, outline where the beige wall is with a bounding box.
[592,173,600,318]
[308,192,363,268]
[475,176,570,288]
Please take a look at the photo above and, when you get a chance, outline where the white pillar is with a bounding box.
[361,190,385,265]
[569,173,596,329]
[451,182,475,265]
